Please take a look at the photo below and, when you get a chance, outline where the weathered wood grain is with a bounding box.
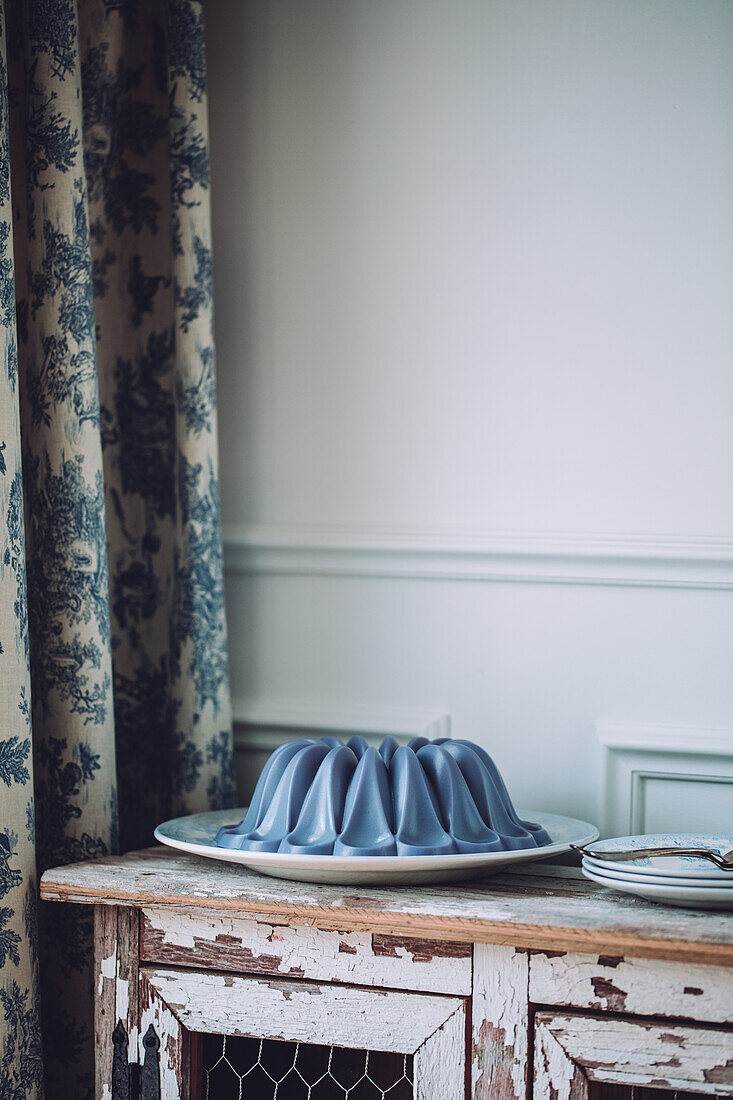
[140,907,472,994]
[472,944,529,1099]
[414,1002,466,1100]
[94,905,117,1100]
[534,1012,733,1097]
[139,969,199,1100]
[534,1013,590,1100]
[141,966,466,1055]
[94,905,140,1100]
[529,950,733,1024]
[41,847,733,966]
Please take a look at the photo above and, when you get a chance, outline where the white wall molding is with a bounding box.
[233,697,451,755]
[223,525,733,590]
[597,720,733,837]
[597,720,733,758]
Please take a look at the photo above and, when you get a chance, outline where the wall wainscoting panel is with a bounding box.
[231,698,451,801]
[233,697,451,754]
[223,526,733,590]
[597,721,733,837]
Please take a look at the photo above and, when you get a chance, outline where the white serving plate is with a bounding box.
[582,854,733,885]
[582,864,733,910]
[585,834,733,879]
[581,858,733,889]
[154,808,598,885]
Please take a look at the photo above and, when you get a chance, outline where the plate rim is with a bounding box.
[586,833,733,879]
[582,864,733,901]
[582,852,733,881]
[581,859,733,889]
[154,807,599,872]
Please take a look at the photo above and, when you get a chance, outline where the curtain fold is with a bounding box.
[0,1,235,1094]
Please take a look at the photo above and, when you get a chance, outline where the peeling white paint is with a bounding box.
[534,1022,576,1100]
[142,908,471,995]
[143,966,463,1053]
[100,950,116,978]
[530,952,733,1024]
[414,1006,465,1100]
[535,1012,733,1094]
[139,976,185,1100]
[472,944,528,1100]
[98,949,117,996]
[115,976,130,1023]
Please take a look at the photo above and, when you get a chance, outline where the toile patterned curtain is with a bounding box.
[0,1,235,1095]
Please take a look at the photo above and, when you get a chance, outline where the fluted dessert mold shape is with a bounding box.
[215,737,552,857]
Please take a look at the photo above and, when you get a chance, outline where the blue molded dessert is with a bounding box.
[215,736,551,857]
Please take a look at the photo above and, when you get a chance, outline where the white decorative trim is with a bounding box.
[597,720,733,759]
[223,524,733,589]
[628,771,733,836]
[233,697,450,754]
[597,720,733,837]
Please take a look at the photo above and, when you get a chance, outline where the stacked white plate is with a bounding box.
[581,833,733,910]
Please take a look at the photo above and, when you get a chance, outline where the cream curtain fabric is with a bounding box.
[0,1,234,1094]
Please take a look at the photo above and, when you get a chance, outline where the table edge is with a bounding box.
[40,876,733,968]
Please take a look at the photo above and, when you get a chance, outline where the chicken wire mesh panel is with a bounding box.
[201,1033,414,1100]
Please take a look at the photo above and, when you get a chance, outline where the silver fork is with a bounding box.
[572,843,733,871]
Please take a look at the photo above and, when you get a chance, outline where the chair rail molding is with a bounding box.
[232,697,451,755]
[597,720,733,837]
[223,524,733,589]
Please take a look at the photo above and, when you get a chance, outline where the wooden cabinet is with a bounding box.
[41,851,733,1099]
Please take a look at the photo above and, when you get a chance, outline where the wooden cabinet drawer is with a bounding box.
[534,1011,733,1098]
[528,950,733,1024]
[140,906,473,995]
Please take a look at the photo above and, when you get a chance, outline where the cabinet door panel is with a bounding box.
[139,967,467,1100]
[534,1012,733,1098]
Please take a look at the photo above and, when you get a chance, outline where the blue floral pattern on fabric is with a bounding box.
[0,1,234,1095]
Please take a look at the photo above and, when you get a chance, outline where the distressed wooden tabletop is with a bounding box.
[39,846,733,967]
